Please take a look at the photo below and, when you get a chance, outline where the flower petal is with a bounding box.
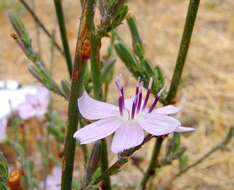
[34,107,48,117]
[111,123,144,153]
[18,103,36,120]
[175,126,196,133]
[73,117,121,144]
[26,94,39,105]
[78,91,119,120]
[0,119,7,142]
[138,113,180,136]
[37,87,50,106]
[153,105,181,115]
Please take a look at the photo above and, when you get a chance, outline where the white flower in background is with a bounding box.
[0,81,50,141]
[0,119,7,142]
[41,167,61,190]
[0,81,45,120]
[17,87,49,120]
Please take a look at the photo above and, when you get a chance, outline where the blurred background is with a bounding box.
[0,0,234,189]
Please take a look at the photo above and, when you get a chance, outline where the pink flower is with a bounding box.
[74,78,195,153]
[0,119,7,142]
[17,87,49,120]
[39,167,61,190]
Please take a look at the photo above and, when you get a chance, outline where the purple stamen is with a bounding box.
[143,78,153,110]
[136,81,143,113]
[131,95,138,119]
[122,95,125,110]
[115,77,126,114]
[137,91,142,113]
[118,96,124,115]
[148,95,160,113]
[148,86,166,113]
[115,81,124,96]
[135,77,141,95]
[142,89,150,110]
[131,101,136,119]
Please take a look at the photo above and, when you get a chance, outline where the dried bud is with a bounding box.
[168,99,177,105]
[80,40,91,61]
[8,170,24,190]
[57,149,64,158]
[10,33,18,40]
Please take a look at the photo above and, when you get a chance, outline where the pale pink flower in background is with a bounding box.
[0,119,7,142]
[74,77,195,153]
[40,167,61,190]
[17,87,49,120]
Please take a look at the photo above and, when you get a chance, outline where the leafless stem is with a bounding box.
[19,0,64,55]
[175,127,234,178]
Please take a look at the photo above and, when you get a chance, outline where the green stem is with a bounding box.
[89,17,111,189]
[60,65,85,190]
[90,34,102,99]
[53,0,73,77]
[61,0,96,189]
[140,0,200,189]
[104,83,109,101]
[79,120,89,163]
[100,139,111,189]
[166,0,200,103]
[140,137,163,190]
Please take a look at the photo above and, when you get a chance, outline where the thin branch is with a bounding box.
[81,135,154,190]
[53,0,73,77]
[175,127,234,178]
[19,0,64,56]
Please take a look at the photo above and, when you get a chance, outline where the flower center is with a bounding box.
[115,76,165,121]
[118,109,142,126]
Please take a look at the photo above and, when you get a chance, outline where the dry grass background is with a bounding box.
[0,0,234,189]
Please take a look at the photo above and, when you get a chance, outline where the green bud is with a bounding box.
[28,65,66,99]
[8,11,31,48]
[60,79,71,99]
[114,42,138,72]
[127,16,144,56]
[111,5,128,30]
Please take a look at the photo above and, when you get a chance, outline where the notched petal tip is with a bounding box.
[154,105,181,115]
[175,126,196,133]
